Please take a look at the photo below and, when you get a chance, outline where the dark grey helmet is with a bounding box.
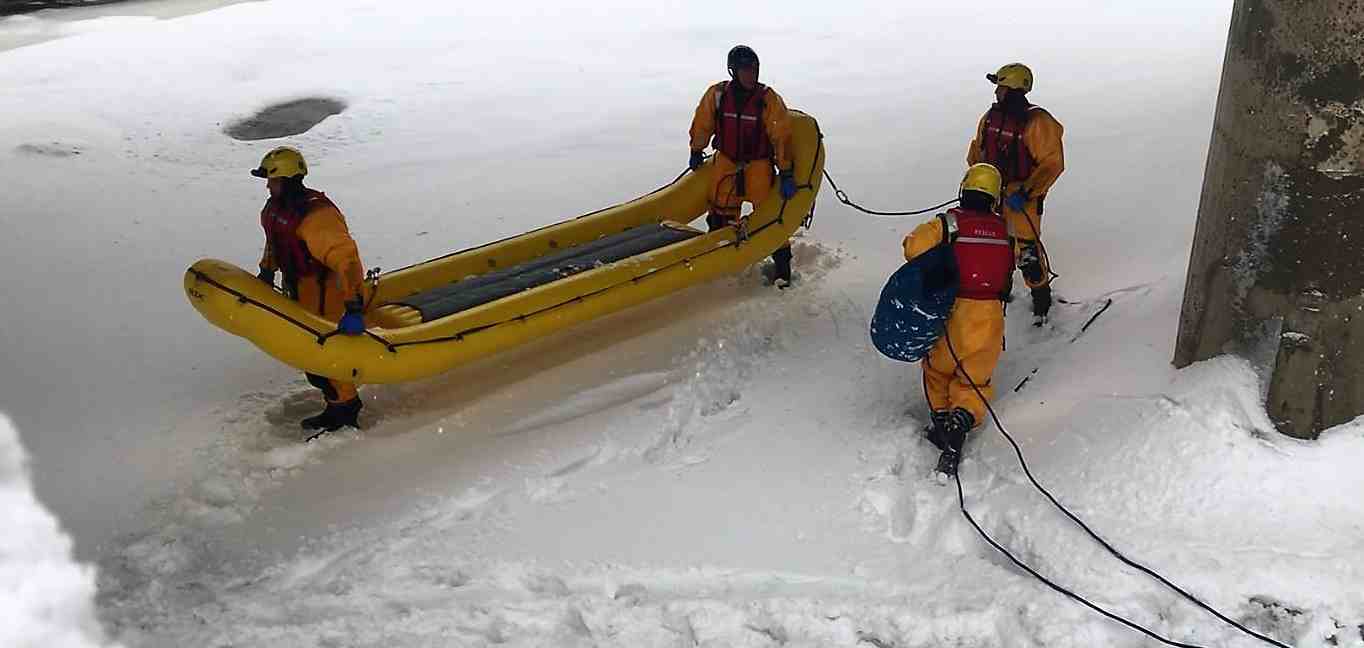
[727,45,759,77]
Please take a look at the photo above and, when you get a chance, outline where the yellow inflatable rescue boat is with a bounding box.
[185,110,825,384]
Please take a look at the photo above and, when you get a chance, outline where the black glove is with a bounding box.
[688,150,705,170]
[337,298,365,335]
[257,267,275,286]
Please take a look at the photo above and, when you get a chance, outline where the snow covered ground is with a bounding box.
[0,415,117,648]
[4,0,1364,646]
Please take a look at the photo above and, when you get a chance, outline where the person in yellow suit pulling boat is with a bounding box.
[252,146,369,439]
[688,45,798,288]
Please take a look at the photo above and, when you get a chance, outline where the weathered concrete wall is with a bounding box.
[1175,0,1364,438]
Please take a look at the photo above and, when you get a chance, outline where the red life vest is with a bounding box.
[260,189,337,282]
[713,81,773,163]
[943,207,1013,300]
[979,106,1038,185]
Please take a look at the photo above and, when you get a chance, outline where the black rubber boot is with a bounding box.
[301,403,340,432]
[935,448,961,479]
[301,398,363,441]
[924,410,951,451]
[935,408,975,480]
[770,245,793,288]
[1018,242,1044,285]
[330,397,363,430]
[1031,285,1052,326]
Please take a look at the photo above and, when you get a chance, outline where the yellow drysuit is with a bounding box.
[689,81,794,222]
[967,108,1064,288]
[260,192,367,403]
[902,217,1005,425]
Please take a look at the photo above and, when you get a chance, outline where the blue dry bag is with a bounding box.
[868,244,958,362]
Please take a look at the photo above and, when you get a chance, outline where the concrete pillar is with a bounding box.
[1174,0,1364,438]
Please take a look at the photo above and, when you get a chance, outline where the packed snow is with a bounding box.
[0,415,117,648]
[3,0,1364,646]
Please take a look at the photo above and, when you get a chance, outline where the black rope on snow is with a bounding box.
[950,470,1209,648]
[822,162,1062,282]
[822,168,959,217]
[1068,298,1114,343]
[937,330,1294,648]
[1012,297,1114,391]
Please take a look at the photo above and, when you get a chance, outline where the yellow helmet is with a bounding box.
[986,63,1033,93]
[250,146,307,179]
[960,163,1003,204]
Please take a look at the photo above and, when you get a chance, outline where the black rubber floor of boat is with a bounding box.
[395,223,701,322]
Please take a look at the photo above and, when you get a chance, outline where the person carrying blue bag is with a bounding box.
[871,163,1014,477]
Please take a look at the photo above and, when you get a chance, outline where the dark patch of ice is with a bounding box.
[14,141,82,157]
[224,97,346,141]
